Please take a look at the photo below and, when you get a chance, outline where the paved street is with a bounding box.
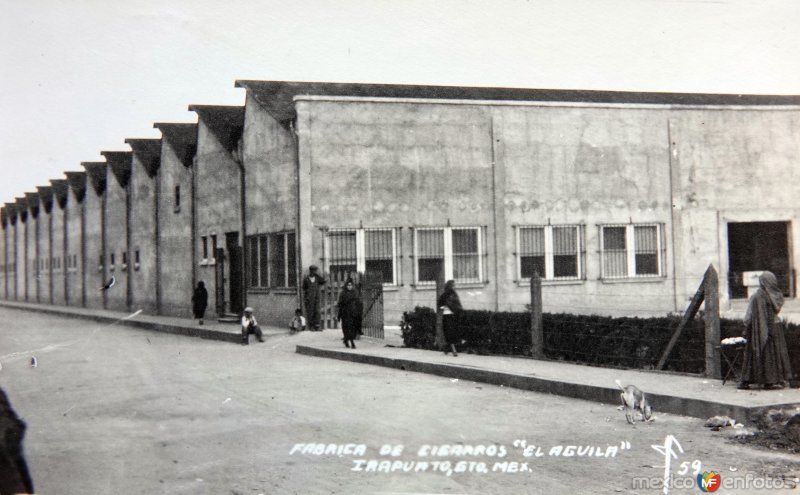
[1,308,798,494]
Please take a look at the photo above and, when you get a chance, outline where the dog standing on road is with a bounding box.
[615,379,653,424]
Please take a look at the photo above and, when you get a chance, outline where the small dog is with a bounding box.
[615,379,652,424]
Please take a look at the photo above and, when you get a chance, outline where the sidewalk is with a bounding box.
[3,300,799,423]
[0,300,287,343]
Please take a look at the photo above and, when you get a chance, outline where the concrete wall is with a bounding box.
[1,223,5,299]
[243,94,298,325]
[83,187,105,309]
[496,104,674,316]
[669,109,800,308]
[129,157,157,313]
[41,208,53,304]
[51,204,66,305]
[13,217,21,301]
[65,189,83,307]
[26,213,38,302]
[105,171,128,312]
[298,99,497,323]
[298,98,799,321]
[194,119,241,318]
[157,140,194,317]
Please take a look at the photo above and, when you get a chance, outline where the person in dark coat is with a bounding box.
[0,388,34,495]
[337,278,363,349]
[302,265,326,331]
[191,281,208,325]
[739,271,794,390]
[437,280,463,357]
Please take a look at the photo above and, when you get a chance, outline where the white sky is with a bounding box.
[1,0,799,204]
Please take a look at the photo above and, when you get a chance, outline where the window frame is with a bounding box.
[599,223,665,279]
[515,224,585,282]
[247,230,297,289]
[412,226,485,286]
[172,184,181,213]
[323,227,400,287]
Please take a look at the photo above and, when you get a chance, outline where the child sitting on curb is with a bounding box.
[289,308,307,333]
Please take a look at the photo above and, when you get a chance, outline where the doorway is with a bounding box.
[226,232,243,315]
[727,221,793,299]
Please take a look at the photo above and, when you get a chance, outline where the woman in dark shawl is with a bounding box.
[192,281,208,325]
[337,278,363,349]
[739,271,793,389]
[437,280,463,357]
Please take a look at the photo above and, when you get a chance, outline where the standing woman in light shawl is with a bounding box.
[739,271,794,390]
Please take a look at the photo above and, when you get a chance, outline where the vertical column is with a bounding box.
[490,111,507,312]
[295,101,313,304]
[530,272,544,358]
[704,265,721,379]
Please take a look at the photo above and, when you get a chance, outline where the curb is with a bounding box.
[296,345,800,422]
[0,302,241,343]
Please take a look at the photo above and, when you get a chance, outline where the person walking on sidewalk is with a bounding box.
[191,281,208,325]
[302,265,326,331]
[241,307,264,345]
[437,280,463,357]
[739,271,793,390]
[337,278,363,349]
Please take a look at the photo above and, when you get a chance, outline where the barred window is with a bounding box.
[324,228,399,285]
[600,224,664,278]
[247,231,296,288]
[269,234,286,287]
[327,230,357,281]
[452,228,480,283]
[415,229,443,284]
[365,229,394,284]
[413,226,484,285]
[248,236,259,287]
[517,225,584,281]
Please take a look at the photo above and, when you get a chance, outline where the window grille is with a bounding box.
[258,236,268,286]
[634,225,659,275]
[415,228,444,285]
[600,223,664,279]
[246,231,297,288]
[517,225,584,281]
[324,228,399,285]
[452,228,480,283]
[413,226,484,285]
[269,234,286,287]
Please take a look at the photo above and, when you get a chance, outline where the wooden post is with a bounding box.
[435,272,445,350]
[530,272,544,358]
[657,264,716,371]
[704,265,721,379]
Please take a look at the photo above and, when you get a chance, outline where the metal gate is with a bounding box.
[360,271,384,339]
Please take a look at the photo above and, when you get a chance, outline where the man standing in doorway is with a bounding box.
[302,265,326,331]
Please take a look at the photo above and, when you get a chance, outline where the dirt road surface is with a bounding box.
[1,308,798,494]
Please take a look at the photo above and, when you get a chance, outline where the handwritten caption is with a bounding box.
[289,439,633,476]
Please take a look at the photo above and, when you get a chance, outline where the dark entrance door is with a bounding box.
[727,221,793,298]
[226,232,243,315]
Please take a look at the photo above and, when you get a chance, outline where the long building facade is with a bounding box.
[1,81,799,327]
